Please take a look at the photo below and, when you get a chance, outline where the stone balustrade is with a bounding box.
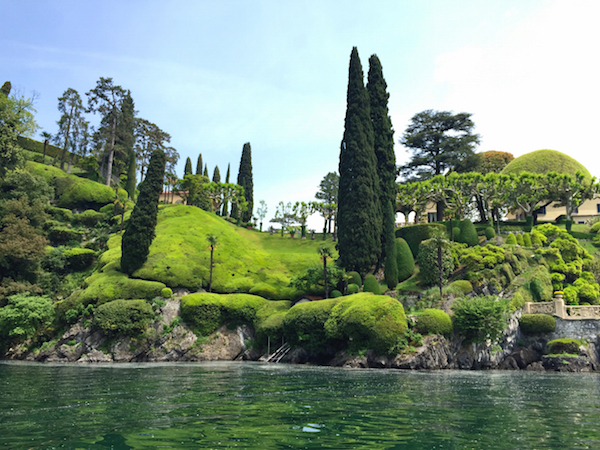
[523,295,600,320]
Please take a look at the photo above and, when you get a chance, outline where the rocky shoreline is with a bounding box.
[4,301,599,372]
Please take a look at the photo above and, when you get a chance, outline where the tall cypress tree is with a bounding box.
[337,47,381,275]
[367,54,398,288]
[222,163,231,216]
[184,157,193,176]
[121,149,166,275]
[118,91,137,200]
[203,164,209,178]
[196,154,203,175]
[212,165,221,182]
[237,142,254,222]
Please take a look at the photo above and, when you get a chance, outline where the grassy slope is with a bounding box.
[99,204,336,298]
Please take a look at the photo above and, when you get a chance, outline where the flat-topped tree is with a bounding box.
[86,77,126,186]
[337,47,381,275]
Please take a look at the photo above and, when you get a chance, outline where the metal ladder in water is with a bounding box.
[266,342,291,363]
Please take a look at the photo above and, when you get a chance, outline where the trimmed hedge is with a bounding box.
[348,271,362,287]
[282,298,340,351]
[62,248,96,271]
[72,209,105,227]
[448,280,473,294]
[161,287,173,298]
[47,226,84,246]
[94,299,155,336]
[485,227,496,240]
[363,274,380,295]
[546,338,581,355]
[506,233,517,245]
[519,314,556,334]
[347,283,360,294]
[396,223,446,259]
[396,238,415,282]
[414,308,453,337]
[457,219,478,247]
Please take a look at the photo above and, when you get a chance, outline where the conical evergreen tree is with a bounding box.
[337,47,381,275]
[184,157,193,176]
[212,165,221,183]
[118,91,137,200]
[121,149,166,275]
[222,163,231,216]
[196,154,203,175]
[203,164,208,178]
[368,54,398,288]
[237,142,254,222]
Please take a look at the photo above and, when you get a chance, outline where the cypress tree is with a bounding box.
[367,54,398,288]
[222,163,231,216]
[337,47,381,275]
[237,142,254,222]
[212,165,221,182]
[118,91,136,200]
[184,157,193,176]
[203,164,208,178]
[196,154,203,175]
[121,149,166,275]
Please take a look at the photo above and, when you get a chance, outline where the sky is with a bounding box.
[3,0,600,231]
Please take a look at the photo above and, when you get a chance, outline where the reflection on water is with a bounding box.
[0,361,598,448]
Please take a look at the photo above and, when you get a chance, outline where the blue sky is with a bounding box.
[3,0,599,229]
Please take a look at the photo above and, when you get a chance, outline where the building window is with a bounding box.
[428,212,437,223]
[597,203,600,213]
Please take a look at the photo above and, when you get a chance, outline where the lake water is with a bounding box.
[1,361,598,449]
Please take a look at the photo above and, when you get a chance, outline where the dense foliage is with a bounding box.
[414,308,453,337]
[396,223,446,259]
[519,314,556,334]
[546,338,581,355]
[94,299,155,336]
[395,238,415,282]
[452,296,509,343]
[417,238,454,287]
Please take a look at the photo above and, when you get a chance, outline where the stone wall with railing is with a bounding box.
[523,294,600,320]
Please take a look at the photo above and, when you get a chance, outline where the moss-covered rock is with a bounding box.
[546,338,581,355]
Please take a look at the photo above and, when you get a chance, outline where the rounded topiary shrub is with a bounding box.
[363,275,380,295]
[546,338,581,355]
[94,299,155,336]
[519,314,556,334]
[448,280,473,294]
[457,219,478,247]
[161,287,173,298]
[73,209,105,228]
[485,227,496,240]
[505,233,517,245]
[331,290,342,298]
[62,248,96,271]
[396,238,415,282]
[452,227,461,241]
[414,308,453,337]
[523,233,532,247]
[348,271,362,287]
[347,283,360,295]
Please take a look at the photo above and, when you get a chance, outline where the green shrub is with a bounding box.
[93,299,155,336]
[62,248,96,271]
[331,290,342,298]
[47,226,84,246]
[516,234,525,246]
[290,265,347,297]
[505,233,517,245]
[531,232,543,247]
[348,271,362,287]
[414,308,453,337]
[249,282,278,299]
[452,295,509,344]
[324,293,407,355]
[523,233,532,247]
[347,283,360,294]
[447,280,473,294]
[395,238,415,282]
[161,287,173,298]
[47,206,73,223]
[452,227,461,241]
[417,239,455,287]
[519,314,556,334]
[363,274,380,295]
[528,266,553,302]
[485,227,496,240]
[283,297,340,351]
[546,338,581,355]
[396,223,446,259]
[72,209,105,228]
[457,219,478,247]
[0,293,54,341]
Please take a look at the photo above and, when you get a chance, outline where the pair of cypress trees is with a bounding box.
[338,48,398,288]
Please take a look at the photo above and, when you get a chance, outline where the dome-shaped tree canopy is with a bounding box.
[501,149,591,181]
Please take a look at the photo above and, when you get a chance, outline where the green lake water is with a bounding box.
[1,361,599,449]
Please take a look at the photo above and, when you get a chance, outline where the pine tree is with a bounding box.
[196,154,203,175]
[237,142,253,222]
[121,149,166,275]
[184,157,193,176]
[367,54,397,288]
[337,47,381,275]
[222,163,231,216]
[212,165,221,183]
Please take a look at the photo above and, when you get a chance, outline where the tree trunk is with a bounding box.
[323,257,329,299]
[209,248,214,292]
[476,195,487,223]
[42,139,48,164]
[105,115,117,186]
[60,106,73,171]
[67,154,72,174]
